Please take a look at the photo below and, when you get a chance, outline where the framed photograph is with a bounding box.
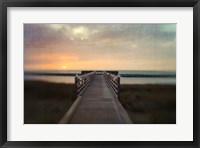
[0,0,199,147]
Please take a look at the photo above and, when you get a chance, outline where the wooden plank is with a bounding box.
[68,75,132,124]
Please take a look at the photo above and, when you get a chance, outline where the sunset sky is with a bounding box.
[24,24,176,71]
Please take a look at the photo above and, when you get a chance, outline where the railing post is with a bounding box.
[75,75,78,97]
[75,72,95,97]
[117,75,120,99]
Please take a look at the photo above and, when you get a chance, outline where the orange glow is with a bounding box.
[24,58,175,71]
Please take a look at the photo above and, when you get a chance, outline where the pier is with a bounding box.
[59,71,132,124]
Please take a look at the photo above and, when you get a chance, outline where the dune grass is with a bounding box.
[119,84,176,124]
[24,80,176,124]
[24,80,76,124]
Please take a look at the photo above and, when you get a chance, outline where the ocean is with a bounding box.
[24,70,176,85]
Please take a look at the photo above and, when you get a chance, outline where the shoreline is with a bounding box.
[24,72,176,78]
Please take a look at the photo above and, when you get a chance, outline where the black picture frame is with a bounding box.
[0,0,199,147]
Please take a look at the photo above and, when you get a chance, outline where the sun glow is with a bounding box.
[62,66,67,69]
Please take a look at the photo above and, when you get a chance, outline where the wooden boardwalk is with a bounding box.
[67,74,132,124]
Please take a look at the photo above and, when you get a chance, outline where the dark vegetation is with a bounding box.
[24,80,76,124]
[119,84,176,124]
[24,80,176,124]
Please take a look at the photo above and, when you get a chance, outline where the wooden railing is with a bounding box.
[104,72,120,98]
[75,72,95,96]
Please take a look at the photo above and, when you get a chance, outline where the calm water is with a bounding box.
[121,77,175,84]
[24,70,176,85]
[119,70,175,75]
[25,70,81,74]
[24,75,75,84]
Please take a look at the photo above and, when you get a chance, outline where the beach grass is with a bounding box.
[24,80,176,124]
[24,80,76,124]
[119,84,176,124]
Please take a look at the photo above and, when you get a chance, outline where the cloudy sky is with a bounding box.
[24,24,176,71]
